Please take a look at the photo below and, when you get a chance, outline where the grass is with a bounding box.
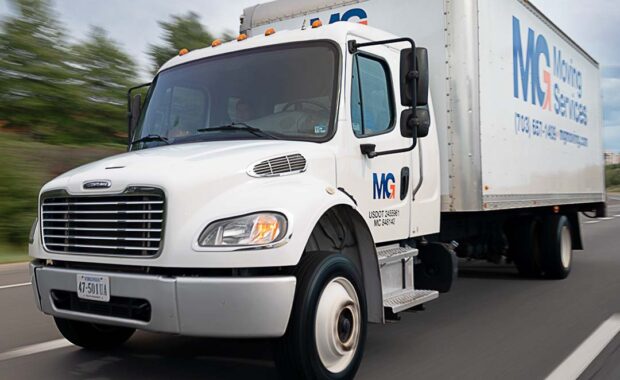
[606,164,620,190]
[608,186,620,194]
[0,244,29,264]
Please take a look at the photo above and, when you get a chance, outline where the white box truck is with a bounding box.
[29,0,605,378]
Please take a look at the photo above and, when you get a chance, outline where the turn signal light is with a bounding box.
[312,20,323,28]
[211,39,222,47]
[178,48,189,56]
[265,27,276,36]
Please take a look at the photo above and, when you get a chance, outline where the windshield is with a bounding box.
[132,41,339,149]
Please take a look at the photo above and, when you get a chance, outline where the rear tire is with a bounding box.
[54,317,135,350]
[509,217,544,278]
[541,215,572,279]
[275,252,367,380]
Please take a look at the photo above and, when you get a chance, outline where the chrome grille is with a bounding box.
[41,189,164,256]
[250,154,307,177]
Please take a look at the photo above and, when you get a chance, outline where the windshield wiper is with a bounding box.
[131,134,171,146]
[198,122,279,140]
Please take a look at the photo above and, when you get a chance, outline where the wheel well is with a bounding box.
[303,205,383,324]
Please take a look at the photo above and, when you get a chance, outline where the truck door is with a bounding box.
[336,45,413,243]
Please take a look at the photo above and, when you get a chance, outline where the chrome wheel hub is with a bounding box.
[315,277,361,374]
[561,225,572,269]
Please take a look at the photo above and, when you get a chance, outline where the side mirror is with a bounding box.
[401,107,431,139]
[127,82,151,148]
[400,47,429,107]
[128,93,142,141]
[415,107,431,138]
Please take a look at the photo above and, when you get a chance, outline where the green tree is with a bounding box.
[70,26,138,142]
[0,0,81,141]
[148,12,215,73]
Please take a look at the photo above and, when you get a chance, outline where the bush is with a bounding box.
[0,133,123,245]
[606,164,620,189]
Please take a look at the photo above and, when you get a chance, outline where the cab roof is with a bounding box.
[158,22,397,74]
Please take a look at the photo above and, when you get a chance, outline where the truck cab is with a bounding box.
[30,22,439,380]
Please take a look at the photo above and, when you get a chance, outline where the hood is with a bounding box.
[42,140,337,195]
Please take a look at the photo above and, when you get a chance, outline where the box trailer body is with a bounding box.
[241,0,605,212]
[28,1,606,378]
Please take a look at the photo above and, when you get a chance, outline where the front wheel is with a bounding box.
[275,252,367,380]
[54,317,135,350]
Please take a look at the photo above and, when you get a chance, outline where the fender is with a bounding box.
[183,175,362,268]
[186,177,383,323]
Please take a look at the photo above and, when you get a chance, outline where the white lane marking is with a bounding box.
[0,339,73,362]
[599,217,615,221]
[547,314,620,380]
[583,221,600,224]
[0,282,31,290]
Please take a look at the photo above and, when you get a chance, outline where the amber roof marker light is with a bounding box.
[265,27,276,36]
[178,48,189,56]
[211,39,222,47]
[237,33,248,41]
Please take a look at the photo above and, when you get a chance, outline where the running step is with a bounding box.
[377,245,418,266]
[383,289,439,314]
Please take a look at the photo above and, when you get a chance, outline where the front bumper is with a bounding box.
[31,263,296,338]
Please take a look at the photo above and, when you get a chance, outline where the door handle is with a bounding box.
[400,167,410,201]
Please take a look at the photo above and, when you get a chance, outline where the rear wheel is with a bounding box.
[509,217,544,278]
[54,317,135,350]
[275,252,367,380]
[541,215,572,279]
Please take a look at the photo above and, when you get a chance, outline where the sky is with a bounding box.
[0,0,619,151]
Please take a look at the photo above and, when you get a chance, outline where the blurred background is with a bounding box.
[0,0,254,262]
[0,0,619,263]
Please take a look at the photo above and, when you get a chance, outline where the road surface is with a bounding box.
[1,198,620,379]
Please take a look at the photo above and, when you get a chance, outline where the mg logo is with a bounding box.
[513,16,552,111]
[310,8,368,27]
[83,180,112,190]
[373,173,396,200]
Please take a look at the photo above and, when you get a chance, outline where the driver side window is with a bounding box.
[351,54,395,137]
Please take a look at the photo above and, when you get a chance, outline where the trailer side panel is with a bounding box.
[477,0,605,210]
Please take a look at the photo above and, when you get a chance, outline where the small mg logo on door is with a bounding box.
[373,173,396,200]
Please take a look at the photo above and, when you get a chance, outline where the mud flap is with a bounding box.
[414,242,458,293]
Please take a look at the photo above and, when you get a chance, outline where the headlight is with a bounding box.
[29,217,39,244]
[198,213,287,247]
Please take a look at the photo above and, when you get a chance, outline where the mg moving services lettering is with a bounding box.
[513,16,588,126]
[310,8,368,26]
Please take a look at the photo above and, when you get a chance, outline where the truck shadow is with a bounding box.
[55,334,280,379]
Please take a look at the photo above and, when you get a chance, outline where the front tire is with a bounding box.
[275,252,367,380]
[54,317,135,350]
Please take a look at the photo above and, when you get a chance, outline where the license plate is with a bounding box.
[76,274,110,302]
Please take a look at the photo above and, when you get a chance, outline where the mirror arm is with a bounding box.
[127,82,151,147]
[360,138,418,159]
[349,37,417,107]
[350,38,419,159]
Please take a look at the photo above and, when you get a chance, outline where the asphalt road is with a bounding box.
[1,199,620,379]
